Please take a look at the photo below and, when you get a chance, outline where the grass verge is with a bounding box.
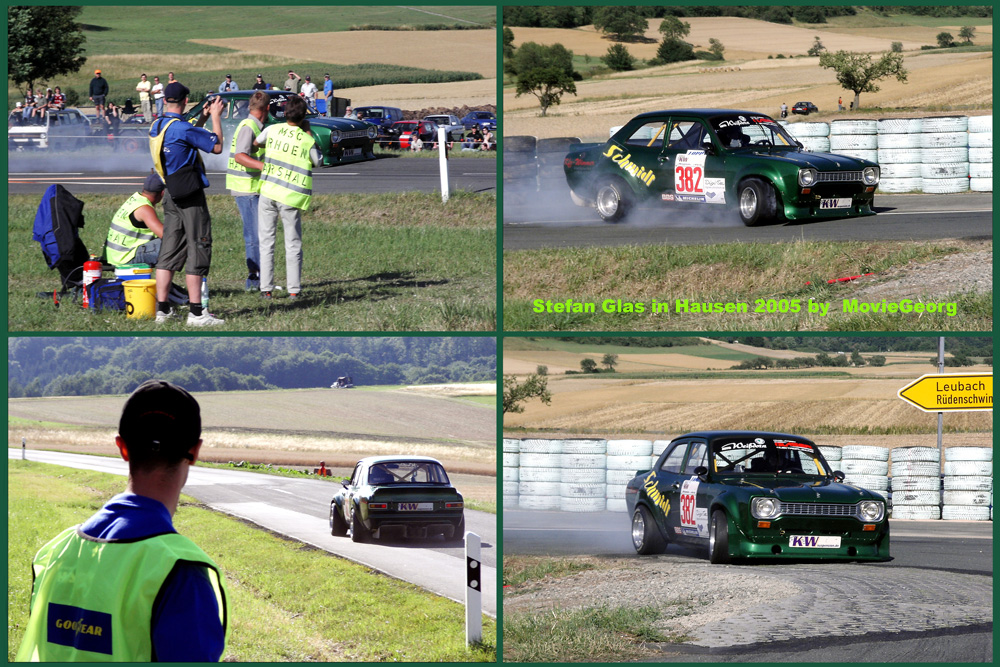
[10,192,495,331]
[503,240,991,331]
[8,461,496,661]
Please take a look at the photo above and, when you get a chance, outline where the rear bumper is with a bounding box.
[367,513,463,539]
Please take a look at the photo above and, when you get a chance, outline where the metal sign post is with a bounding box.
[465,531,481,645]
[438,126,450,203]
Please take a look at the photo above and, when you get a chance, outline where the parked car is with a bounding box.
[460,110,497,132]
[381,120,437,150]
[626,431,890,563]
[8,107,92,150]
[330,456,465,542]
[791,101,819,115]
[184,91,377,165]
[563,108,879,225]
[353,106,404,134]
[422,114,466,142]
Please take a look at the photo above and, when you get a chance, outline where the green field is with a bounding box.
[9,192,495,331]
[8,461,495,661]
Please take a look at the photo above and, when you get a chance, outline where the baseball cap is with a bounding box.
[119,380,201,461]
[95,69,101,74]
[143,172,165,193]
[163,81,189,103]
[305,75,311,80]
[226,73,232,78]
[256,73,262,77]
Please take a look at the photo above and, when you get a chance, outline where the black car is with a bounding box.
[791,102,819,115]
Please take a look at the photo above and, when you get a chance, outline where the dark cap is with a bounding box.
[163,82,189,103]
[305,75,311,80]
[143,172,165,193]
[226,73,232,78]
[119,380,201,462]
[256,73,262,77]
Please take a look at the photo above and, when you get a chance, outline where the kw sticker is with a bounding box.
[642,471,670,515]
[602,145,656,186]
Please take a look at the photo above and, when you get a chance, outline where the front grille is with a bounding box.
[340,130,370,140]
[816,171,862,183]
[780,503,855,516]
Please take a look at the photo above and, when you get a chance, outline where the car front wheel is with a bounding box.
[631,505,666,555]
[595,178,633,223]
[709,510,731,564]
[737,177,779,226]
[330,502,348,537]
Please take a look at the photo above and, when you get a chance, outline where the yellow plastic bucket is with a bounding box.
[123,279,157,320]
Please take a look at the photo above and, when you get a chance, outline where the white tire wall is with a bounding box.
[893,505,941,520]
[877,117,923,134]
[503,480,519,496]
[892,476,940,491]
[786,122,829,137]
[560,453,606,469]
[503,466,520,482]
[519,452,562,468]
[966,115,992,132]
[941,505,990,521]
[606,469,638,485]
[607,455,653,471]
[606,440,653,456]
[921,178,969,193]
[834,148,877,162]
[968,162,992,178]
[970,178,992,192]
[561,468,606,483]
[830,119,877,135]
[946,447,993,462]
[519,495,560,510]
[519,481,560,496]
[503,452,520,468]
[844,473,888,491]
[842,459,889,476]
[561,439,607,454]
[920,163,969,178]
[943,490,991,506]
[830,134,877,150]
[652,440,671,457]
[519,467,561,482]
[944,461,993,476]
[878,163,921,179]
[967,132,992,147]
[894,447,941,462]
[920,116,968,133]
[968,146,991,162]
[606,498,627,512]
[878,148,922,163]
[877,134,921,149]
[606,483,626,499]
[943,475,992,491]
[560,482,605,498]
[921,146,968,163]
[798,136,830,152]
[890,461,941,477]
[520,439,562,454]
[878,178,921,193]
[919,132,968,148]
[843,445,890,461]
[503,438,520,453]
[818,446,842,462]
[893,490,940,505]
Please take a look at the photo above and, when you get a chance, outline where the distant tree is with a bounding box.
[602,43,635,71]
[509,41,578,116]
[794,6,827,23]
[593,6,648,42]
[936,31,955,48]
[807,36,826,56]
[580,358,598,373]
[708,38,725,59]
[503,26,515,63]
[984,356,992,366]
[762,7,793,24]
[8,6,88,98]
[652,37,694,65]
[601,353,619,371]
[819,50,908,109]
[536,364,548,376]
[831,354,849,367]
[538,6,580,29]
[958,26,976,43]
[850,351,866,366]
[502,373,552,414]
[869,355,887,367]
[658,15,690,40]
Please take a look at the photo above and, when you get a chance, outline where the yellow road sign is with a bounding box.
[898,373,993,412]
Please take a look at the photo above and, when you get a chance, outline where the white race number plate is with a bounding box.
[819,198,852,209]
[398,502,433,511]
[788,535,841,548]
[344,148,362,157]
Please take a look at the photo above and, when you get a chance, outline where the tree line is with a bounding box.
[8,338,496,397]
[713,337,992,357]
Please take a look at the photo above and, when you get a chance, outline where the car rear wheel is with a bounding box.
[709,510,731,564]
[595,178,633,223]
[350,507,370,543]
[453,515,466,541]
[737,177,779,226]
[631,505,666,555]
[330,502,348,537]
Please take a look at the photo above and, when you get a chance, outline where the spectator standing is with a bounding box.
[251,73,267,91]
[104,172,166,266]
[152,76,164,117]
[300,75,317,108]
[15,380,228,662]
[226,91,269,291]
[167,72,177,84]
[218,74,239,93]
[90,69,109,119]
[838,96,844,111]
[283,70,301,93]
[136,73,152,122]
[104,101,123,134]
[322,73,334,116]
[253,95,322,300]
[148,81,226,326]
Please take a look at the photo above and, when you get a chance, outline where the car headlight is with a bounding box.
[329,130,341,144]
[858,500,884,522]
[367,125,378,139]
[751,496,780,519]
[862,166,879,185]
[798,168,817,187]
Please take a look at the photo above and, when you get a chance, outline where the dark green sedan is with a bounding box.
[563,109,880,225]
[184,90,377,166]
[330,456,465,542]
[626,431,890,563]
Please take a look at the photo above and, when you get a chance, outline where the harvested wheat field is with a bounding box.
[338,78,497,109]
[504,350,737,376]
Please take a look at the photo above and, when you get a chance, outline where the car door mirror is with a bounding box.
[341,479,351,489]
[694,466,709,481]
[700,138,715,155]
[833,470,845,482]
[795,140,804,149]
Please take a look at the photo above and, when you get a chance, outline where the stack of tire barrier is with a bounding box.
[967,115,992,192]
[876,118,923,193]
[920,116,969,193]
[942,447,992,521]
[606,440,653,512]
[829,119,877,163]
[502,439,520,509]
[889,447,941,519]
[840,445,890,503]
[503,136,537,188]
[785,121,830,152]
[560,439,607,512]
[535,137,581,193]
[817,445,842,469]
[517,438,562,510]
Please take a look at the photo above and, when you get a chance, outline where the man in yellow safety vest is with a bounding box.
[103,172,166,266]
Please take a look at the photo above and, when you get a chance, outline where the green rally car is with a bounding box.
[184,90,377,165]
[626,431,890,563]
[564,109,880,225]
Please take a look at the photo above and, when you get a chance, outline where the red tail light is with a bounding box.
[369,503,388,510]
[445,502,464,509]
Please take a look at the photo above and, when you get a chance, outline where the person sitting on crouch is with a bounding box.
[103,172,166,266]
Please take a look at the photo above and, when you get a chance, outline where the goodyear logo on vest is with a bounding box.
[47,602,112,655]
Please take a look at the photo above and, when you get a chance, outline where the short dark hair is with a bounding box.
[284,95,307,124]
[119,380,201,470]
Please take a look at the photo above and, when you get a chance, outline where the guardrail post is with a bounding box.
[22,437,26,460]
[465,530,481,645]
[438,126,450,203]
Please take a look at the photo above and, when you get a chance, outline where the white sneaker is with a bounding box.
[186,311,225,327]
[154,307,176,323]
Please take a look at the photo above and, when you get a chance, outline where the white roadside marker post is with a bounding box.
[22,437,26,460]
[438,126,450,203]
[465,530,481,645]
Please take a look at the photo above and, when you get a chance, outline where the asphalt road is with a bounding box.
[10,449,497,617]
[504,509,993,662]
[7,154,497,196]
[503,188,992,249]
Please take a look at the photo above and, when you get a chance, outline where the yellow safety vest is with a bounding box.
[259,123,316,211]
[149,117,204,184]
[105,192,157,265]
[226,117,264,194]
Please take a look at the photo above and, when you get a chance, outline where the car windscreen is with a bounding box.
[711,437,830,476]
[367,461,450,485]
[710,114,797,149]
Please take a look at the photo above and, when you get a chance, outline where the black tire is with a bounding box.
[350,506,370,543]
[709,510,731,564]
[737,177,780,226]
[453,515,466,541]
[330,502,348,537]
[631,505,666,555]
[595,177,634,223]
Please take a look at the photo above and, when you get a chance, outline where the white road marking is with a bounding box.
[878,209,991,216]
[9,172,84,176]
